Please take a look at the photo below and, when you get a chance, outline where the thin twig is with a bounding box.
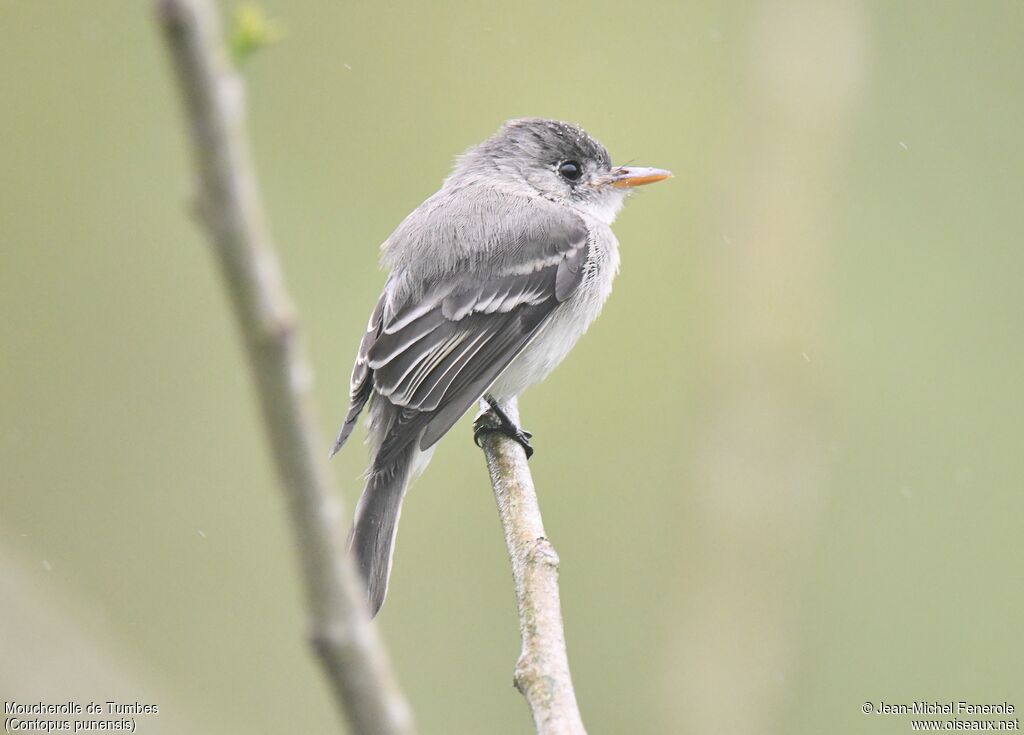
[153,1,414,732]
[474,399,587,735]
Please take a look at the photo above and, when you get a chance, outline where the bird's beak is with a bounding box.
[609,166,673,188]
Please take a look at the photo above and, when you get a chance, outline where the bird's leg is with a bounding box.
[473,395,534,459]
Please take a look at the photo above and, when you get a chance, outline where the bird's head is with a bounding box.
[449,118,671,224]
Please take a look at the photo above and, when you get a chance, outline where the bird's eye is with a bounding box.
[558,160,583,181]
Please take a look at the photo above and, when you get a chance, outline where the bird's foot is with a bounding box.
[473,400,534,459]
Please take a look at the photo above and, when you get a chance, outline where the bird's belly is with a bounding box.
[488,310,591,400]
[488,241,618,401]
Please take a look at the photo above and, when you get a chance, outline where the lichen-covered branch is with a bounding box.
[474,400,587,735]
[153,1,414,732]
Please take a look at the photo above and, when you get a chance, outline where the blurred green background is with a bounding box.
[2,1,1021,733]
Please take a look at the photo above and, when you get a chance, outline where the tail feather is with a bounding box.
[348,446,414,617]
[343,397,435,616]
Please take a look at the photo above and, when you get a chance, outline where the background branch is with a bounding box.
[474,400,587,735]
[154,1,414,733]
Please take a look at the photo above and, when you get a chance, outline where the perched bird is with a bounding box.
[331,118,671,615]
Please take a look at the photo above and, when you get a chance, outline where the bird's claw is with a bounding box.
[473,411,535,459]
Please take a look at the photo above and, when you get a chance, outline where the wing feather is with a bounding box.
[371,259,575,464]
[416,305,550,451]
[333,202,591,462]
[330,291,386,456]
[367,308,446,369]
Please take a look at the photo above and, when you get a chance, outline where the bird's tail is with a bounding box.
[348,450,412,617]
[347,401,433,617]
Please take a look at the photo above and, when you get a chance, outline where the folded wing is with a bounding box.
[331,209,589,462]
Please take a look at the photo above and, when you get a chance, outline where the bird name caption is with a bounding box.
[861,701,1019,731]
[3,701,158,733]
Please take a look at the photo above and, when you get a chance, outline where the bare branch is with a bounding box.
[153,1,414,732]
[474,400,587,735]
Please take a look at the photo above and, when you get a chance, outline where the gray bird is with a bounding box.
[331,118,670,615]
